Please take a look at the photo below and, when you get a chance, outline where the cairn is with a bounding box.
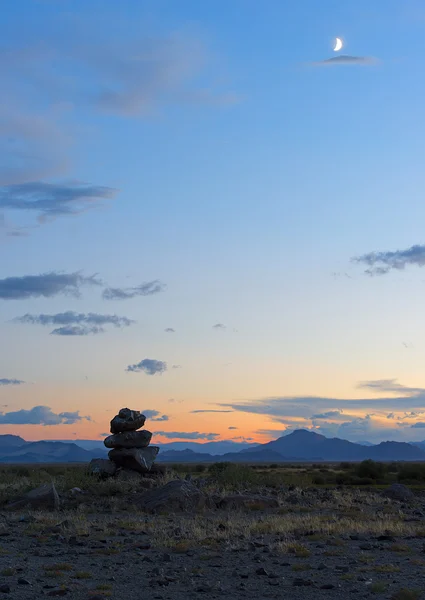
[90,408,160,478]
[105,408,159,474]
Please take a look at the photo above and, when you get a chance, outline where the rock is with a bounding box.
[382,483,414,502]
[139,479,206,513]
[0,584,11,593]
[89,458,117,478]
[6,482,60,511]
[293,578,313,587]
[47,589,69,597]
[108,446,159,473]
[110,408,146,434]
[104,429,152,449]
[218,494,279,510]
[17,578,31,585]
[115,469,143,483]
[149,464,168,477]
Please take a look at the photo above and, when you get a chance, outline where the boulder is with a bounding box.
[104,430,152,449]
[89,458,117,478]
[108,446,159,473]
[6,482,60,511]
[139,479,206,513]
[110,408,146,434]
[382,483,414,502]
[217,494,280,510]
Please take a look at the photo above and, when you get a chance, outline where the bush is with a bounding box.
[209,462,256,487]
[355,460,385,480]
[398,464,425,482]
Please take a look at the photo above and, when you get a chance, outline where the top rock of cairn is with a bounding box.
[110,408,146,434]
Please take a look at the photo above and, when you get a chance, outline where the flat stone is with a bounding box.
[139,479,206,513]
[104,430,152,449]
[110,408,146,434]
[6,482,60,511]
[108,446,159,473]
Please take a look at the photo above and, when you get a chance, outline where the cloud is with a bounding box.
[311,55,379,67]
[102,280,166,300]
[256,429,286,438]
[142,409,169,422]
[311,410,343,419]
[172,365,182,369]
[357,379,424,396]
[0,181,117,225]
[213,323,226,330]
[0,107,70,187]
[164,328,175,333]
[168,398,184,403]
[126,358,167,375]
[155,431,219,440]
[81,36,237,116]
[228,426,238,430]
[217,379,425,442]
[352,244,425,276]
[0,405,90,425]
[191,409,233,414]
[0,378,25,386]
[51,325,104,336]
[0,272,101,300]
[411,422,425,428]
[15,311,134,336]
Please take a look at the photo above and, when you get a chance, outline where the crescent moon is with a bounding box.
[333,37,343,52]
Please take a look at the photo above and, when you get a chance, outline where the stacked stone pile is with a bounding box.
[90,408,160,477]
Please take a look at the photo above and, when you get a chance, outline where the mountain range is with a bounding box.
[2,429,425,463]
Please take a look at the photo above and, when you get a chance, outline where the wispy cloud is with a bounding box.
[311,410,343,419]
[164,327,175,333]
[218,379,425,442]
[411,422,425,428]
[0,181,117,225]
[14,311,134,336]
[126,358,167,375]
[155,431,219,440]
[0,272,101,300]
[0,405,91,425]
[102,280,166,300]
[228,426,238,430]
[213,323,226,330]
[142,409,169,422]
[191,409,233,414]
[357,379,425,396]
[352,244,425,276]
[50,325,104,336]
[0,378,25,386]
[310,55,379,67]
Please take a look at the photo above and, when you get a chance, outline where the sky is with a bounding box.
[2,0,425,446]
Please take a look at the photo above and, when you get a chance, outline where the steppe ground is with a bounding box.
[1,461,425,600]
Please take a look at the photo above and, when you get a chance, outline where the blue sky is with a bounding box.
[1,0,425,444]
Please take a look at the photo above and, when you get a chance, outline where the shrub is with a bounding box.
[355,460,385,480]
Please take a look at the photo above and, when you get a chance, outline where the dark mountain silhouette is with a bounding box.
[1,430,425,463]
[243,430,425,461]
[0,434,26,449]
[0,439,104,463]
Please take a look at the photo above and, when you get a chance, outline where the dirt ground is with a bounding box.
[1,485,425,600]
